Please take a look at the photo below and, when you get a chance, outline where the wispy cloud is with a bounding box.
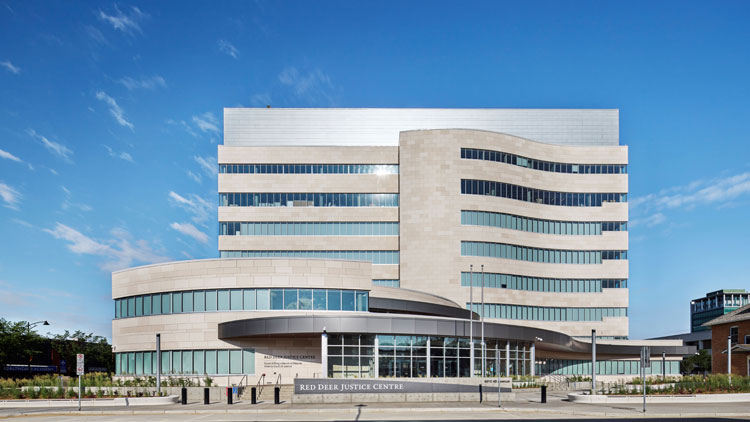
[250,93,272,107]
[217,39,239,59]
[166,119,198,138]
[85,25,109,45]
[95,91,134,130]
[168,191,213,225]
[170,222,209,244]
[187,170,202,184]
[61,186,92,212]
[103,145,134,162]
[118,75,166,90]
[98,5,146,34]
[192,112,220,134]
[44,223,169,272]
[278,66,337,105]
[0,182,21,210]
[194,155,217,177]
[26,129,73,162]
[0,149,21,163]
[1,60,20,74]
[630,171,750,228]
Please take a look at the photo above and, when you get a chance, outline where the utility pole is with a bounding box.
[591,329,596,394]
[156,334,161,395]
[481,264,485,378]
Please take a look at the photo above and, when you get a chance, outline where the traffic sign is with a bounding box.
[76,354,84,375]
[640,347,651,368]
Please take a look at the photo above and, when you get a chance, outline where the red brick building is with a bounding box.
[704,304,750,375]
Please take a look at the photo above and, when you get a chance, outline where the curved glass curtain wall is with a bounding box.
[536,359,679,376]
[461,179,627,207]
[219,250,399,265]
[220,164,398,174]
[114,288,369,319]
[115,349,255,376]
[461,210,627,235]
[220,221,399,236]
[460,272,627,292]
[220,193,399,207]
[468,303,628,321]
[461,148,627,175]
[461,241,627,264]
[327,334,531,378]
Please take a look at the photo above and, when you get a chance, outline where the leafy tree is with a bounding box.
[680,349,712,375]
[0,318,46,371]
[50,331,114,374]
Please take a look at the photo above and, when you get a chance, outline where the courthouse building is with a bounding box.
[112,108,690,385]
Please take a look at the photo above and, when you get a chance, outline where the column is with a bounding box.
[505,341,510,376]
[530,342,535,377]
[426,337,431,378]
[321,332,328,378]
[374,336,380,378]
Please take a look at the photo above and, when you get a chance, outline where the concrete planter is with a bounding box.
[569,392,750,403]
[0,395,178,408]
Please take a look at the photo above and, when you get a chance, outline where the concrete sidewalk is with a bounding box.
[1,391,749,420]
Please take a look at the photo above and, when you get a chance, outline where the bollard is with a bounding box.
[226,387,233,405]
[181,387,187,405]
[251,387,257,404]
[203,387,209,405]
[479,384,483,403]
[541,385,547,403]
[274,386,280,404]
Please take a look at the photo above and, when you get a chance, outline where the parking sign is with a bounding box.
[76,354,84,375]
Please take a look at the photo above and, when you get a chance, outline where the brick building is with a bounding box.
[704,303,750,375]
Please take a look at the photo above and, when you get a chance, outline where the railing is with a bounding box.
[255,374,266,397]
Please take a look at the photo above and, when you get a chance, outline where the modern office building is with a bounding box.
[112,108,690,386]
[691,289,750,333]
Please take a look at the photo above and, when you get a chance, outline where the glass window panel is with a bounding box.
[217,350,229,374]
[270,289,284,310]
[218,290,230,311]
[193,350,204,375]
[230,350,242,374]
[206,290,217,311]
[205,350,217,375]
[284,289,298,310]
[243,349,255,374]
[327,290,341,310]
[243,289,256,310]
[172,292,182,313]
[230,289,243,310]
[143,296,151,316]
[256,289,270,310]
[299,289,312,310]
[193,291,205,312]
[342,290,355,311]
[313,289,327,310]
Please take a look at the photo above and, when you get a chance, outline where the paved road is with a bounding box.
[1,391,749,421]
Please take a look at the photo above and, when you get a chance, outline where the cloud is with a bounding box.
[631,172,750,213]
[629,212,666,229]
[95,91,134,130]
[103,145,134,162]
[0,148,21,162]
[61,186,93,212]
[170,222,209,244]
[49,168,58,176]
[85,25,109,45]
[43,223,169,272]
[192,112,220,134]
[168,191,213,225]
[26,129,73,162]
[194,155,217,177]
[118,75,166,90]
[278,66,337,105]
[166,119,198,138]
[11,218,34,228]
[1,60,20,74]
[98,5,146,34]
[0,182,21,210]
[250,93,272,107]
[187,170,202,183]
[217,39,239,59]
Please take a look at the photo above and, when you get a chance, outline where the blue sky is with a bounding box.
[1,1,749,340]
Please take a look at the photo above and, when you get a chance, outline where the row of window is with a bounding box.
[536,359,679,376]
[219,164,399,175]
[461,148,627,175]
[461,241,628,264]
[467,303,628,321]
[461,210,627,235]
[115,349,255,376]
[460,272,627,292]
[219,250,400,265]
[220,221,399,237]
[461,179,628,206]
[372,279,401,287]
[114,288,369,319]
[220,193,399,207]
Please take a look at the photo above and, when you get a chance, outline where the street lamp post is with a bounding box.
[469,265,474,378]
[26,321,50,376]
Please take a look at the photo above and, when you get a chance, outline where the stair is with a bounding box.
[240,384,293,404]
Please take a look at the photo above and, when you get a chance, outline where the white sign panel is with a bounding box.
[76,354,84,375]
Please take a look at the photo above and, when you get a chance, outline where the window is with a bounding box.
[730,326,739,344]
[461,179,626,207]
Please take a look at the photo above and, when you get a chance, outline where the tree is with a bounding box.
[50,331,114,374]
[0,318,46,371]
[681,349,712,375]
